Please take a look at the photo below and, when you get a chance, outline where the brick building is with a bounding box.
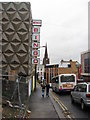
[58,60,78,79]
[44,60,78,84]
[45,64,59,83]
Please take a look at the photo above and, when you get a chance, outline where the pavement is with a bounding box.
[29,82,60,119]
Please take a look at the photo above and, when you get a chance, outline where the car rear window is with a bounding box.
[78,84,87,92]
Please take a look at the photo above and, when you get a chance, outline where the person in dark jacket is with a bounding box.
[41,81,45,97]
[46,83,50,97]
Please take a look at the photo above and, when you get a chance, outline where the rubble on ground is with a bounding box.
[2,97,31,119]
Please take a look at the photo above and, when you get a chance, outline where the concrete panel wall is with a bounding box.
[0,2,32,76]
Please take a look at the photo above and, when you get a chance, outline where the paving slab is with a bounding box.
[29,83,59,118]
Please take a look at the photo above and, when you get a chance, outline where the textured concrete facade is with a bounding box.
[0,2,32,76]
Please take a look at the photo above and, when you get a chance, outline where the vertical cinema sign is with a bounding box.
[32,19,42,64]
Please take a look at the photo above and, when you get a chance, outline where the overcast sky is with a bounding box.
[30,0,88,64]
[2,0,89,64]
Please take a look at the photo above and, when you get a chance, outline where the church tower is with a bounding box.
[43,43,50,66]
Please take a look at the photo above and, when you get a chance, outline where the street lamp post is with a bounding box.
[38,46,46,49]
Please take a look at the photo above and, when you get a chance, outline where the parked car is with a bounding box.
[71,82,90,110]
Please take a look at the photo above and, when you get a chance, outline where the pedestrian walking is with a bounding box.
[41,81,45,98]
[46,83,50,97]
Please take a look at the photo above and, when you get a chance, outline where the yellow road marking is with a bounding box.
[58,99,68,110]
[51,92,68,110]
[51,93,66,111]
[56,99,65,111]
[51,92,73,120]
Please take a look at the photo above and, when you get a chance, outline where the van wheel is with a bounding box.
[81,101,85,110]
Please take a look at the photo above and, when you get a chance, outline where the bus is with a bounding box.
[52,74,76,92]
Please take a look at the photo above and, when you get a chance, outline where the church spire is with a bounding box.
[43,43,50,66]
[44,43,48,58]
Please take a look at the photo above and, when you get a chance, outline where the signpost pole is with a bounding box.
[35,64,37,90]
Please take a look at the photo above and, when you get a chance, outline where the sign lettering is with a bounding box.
[32,26,40,33]
[32,58,40,64]
[32,50,40,57]
[32,19,42,65]
[34,28,38,32]
[32,34,40,41]
[32,42,40,48]
[35,36,37,39]
[32,20,42,26]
